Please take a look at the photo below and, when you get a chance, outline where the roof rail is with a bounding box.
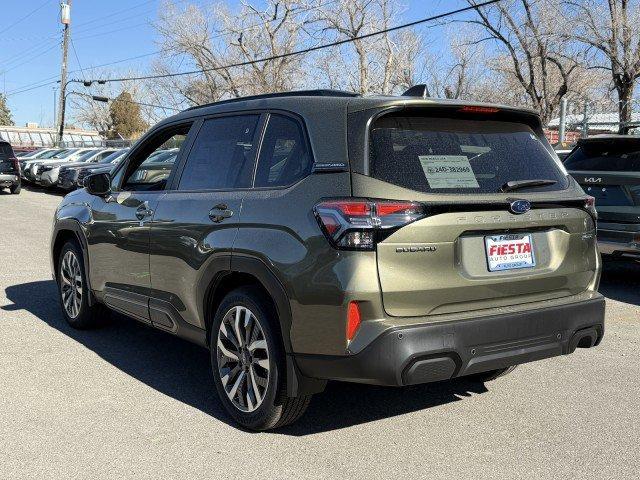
[185,89,359,111]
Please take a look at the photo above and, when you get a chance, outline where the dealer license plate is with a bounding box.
[485,234,535,272]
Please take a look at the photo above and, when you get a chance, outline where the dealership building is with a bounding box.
[0,123,104,150]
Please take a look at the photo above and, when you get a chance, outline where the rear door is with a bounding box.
[149,113,263,330]
[355,109,598,317]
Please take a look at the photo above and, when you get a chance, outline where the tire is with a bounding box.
[210,286,311,431]
[56,240,107,329]
[9,182,20,194]
[468,365,518,383]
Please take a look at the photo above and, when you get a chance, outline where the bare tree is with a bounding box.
[424,30,502,102]
[563,0,640,131]
[312,0,421,94]
[154,0,310,105]
[463,0,593,124]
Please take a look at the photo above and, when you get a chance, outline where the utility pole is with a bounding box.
[558,98,567,145]
[56,0,71,146]
[581,101,589,139]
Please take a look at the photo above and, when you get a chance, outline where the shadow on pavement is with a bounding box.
[3,280,487,435]
[599,258,640,306]
[23,183,66,196]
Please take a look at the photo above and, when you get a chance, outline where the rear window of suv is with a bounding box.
[0,143,14,161]
[369,115,568,193]
[564,142,640,171]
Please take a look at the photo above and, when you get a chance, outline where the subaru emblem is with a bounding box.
[509,199,531,215]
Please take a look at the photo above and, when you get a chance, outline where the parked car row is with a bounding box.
[19,147,130,190]
[6,144,183,193]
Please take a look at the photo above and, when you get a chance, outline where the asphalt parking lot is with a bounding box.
[1,187,639,480]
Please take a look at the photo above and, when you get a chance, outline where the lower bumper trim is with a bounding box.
[295,296,605,387]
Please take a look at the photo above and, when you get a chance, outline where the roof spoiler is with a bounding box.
[402,84,430,99]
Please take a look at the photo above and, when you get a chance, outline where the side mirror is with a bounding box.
[84,172,111,196]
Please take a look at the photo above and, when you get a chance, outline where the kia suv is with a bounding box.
[50,89,605,430]
[0,140,21,194]
[565,135,640,259]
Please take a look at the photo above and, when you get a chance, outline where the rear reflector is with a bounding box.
[10,157,20,174]
[346,301,361,341]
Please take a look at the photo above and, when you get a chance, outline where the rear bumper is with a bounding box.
[597,226,640,257]
[295,296,605,386]
[0,173,19,187]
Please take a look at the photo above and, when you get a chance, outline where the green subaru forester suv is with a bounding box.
[51,89,605,430]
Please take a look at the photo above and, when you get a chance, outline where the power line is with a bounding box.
[69,91,180,111]
[0,42,61,76]
[73,0,156,29]
[5,0,502,97]
[5,74,60,96]
[4,51,163,97]
[87,0,503,84]
[74,22,149,42]
[70,39,86,80]
[0,36,59,66]
[0,0,54,36]
[5,0,338,95]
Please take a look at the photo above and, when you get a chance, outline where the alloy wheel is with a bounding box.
[60,250,82,318]
[216,306,270,413]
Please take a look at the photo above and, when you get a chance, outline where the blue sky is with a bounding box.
[1,0,467,127]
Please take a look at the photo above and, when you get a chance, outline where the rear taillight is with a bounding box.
[585,196,597,221]
[314,198,426,250]
[10,157,20,174]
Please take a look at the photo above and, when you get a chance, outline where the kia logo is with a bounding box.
[509,199,531,214]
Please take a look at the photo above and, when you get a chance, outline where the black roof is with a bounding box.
[186,89,359,111]
[179,88,538,117]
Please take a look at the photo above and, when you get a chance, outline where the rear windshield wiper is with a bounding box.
[501,179,557,192]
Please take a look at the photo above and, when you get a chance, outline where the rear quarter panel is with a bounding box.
[233,172,377,356]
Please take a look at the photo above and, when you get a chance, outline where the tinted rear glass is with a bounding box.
[0,144,13,161]
[369,116,568,193]
[564,142,640,172]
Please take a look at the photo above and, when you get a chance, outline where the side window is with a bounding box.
[254,114,311,188]
[178,115,260,191]
[95,151,113,161]
[120,125,191,191]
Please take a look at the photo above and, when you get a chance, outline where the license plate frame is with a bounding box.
[484,233,536,272]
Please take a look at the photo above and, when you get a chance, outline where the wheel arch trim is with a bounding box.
[51,218,95,306]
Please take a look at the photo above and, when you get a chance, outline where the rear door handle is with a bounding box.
[209,203,234,223]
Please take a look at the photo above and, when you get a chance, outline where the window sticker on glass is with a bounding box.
[418,155,480,189]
